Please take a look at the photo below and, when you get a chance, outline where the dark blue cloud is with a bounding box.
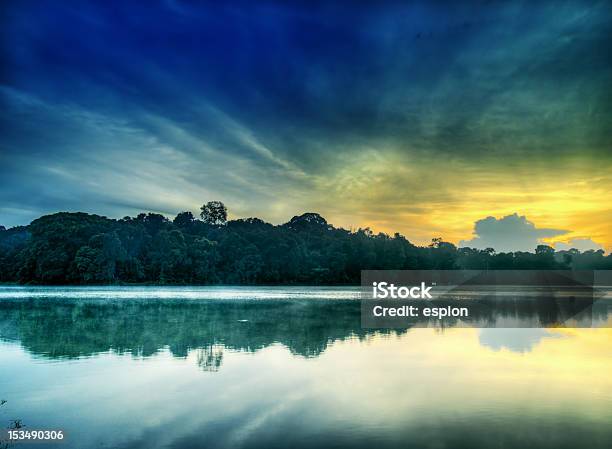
[460,213,568,252]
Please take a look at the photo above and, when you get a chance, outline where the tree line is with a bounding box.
[1,201,610,284]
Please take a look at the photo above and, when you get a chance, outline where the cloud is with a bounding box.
[459,213,568,252]
[554,238,604,252]
[0,87,317,227]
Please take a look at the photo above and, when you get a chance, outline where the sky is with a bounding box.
[1,0,611,252]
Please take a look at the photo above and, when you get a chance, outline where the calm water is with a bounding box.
[1,286,611,449]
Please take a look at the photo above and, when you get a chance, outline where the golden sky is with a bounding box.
[296,149,612,252]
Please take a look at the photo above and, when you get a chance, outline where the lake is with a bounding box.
[1,286,612,449]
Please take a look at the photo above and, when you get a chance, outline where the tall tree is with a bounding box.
[200,201,228,225]
[174,211,195,228]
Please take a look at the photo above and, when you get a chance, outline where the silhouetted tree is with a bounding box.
[200,201,227,225]
[1,207,610,285]
[174,211,195,228]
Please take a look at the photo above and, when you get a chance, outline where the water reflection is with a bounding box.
[1,287,612,449]
[0,294,392,362]
[0,287,610,368]
[478,328,562,352]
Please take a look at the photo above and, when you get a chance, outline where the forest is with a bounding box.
[1,201,611,285]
